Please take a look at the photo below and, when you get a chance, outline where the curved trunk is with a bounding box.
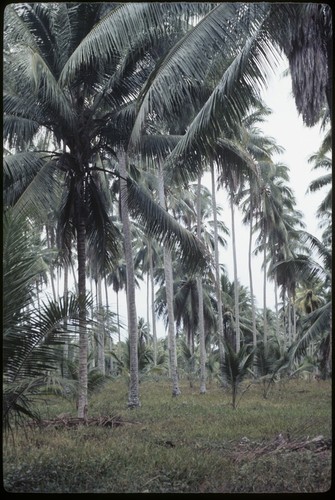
[76,201,88,419]
[211,163,224,375]
[158,163,180,396]
[119,150,140,408]
[197,175,206,394]
[230,196,240,352]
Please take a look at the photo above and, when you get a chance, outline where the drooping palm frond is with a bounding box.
[296,231,332,275]
[3,152,61,217]
[124,176,209,273]
[59,2,202,87]
[132,5,282,170]
[289,301,331,361]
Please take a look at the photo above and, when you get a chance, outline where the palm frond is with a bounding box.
[289,302,331,360]
[124,177,209,273]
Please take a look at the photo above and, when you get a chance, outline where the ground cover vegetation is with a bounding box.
[3,378,332,493]
[3,2,332,493]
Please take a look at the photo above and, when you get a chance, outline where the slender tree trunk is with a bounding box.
[104,277,113,374]
[63,261,69,378]
[263,230,267,346]
[230,196,240,352]
[288,291,292,344]
[274,278,280,339]
[76,199,88,419]
[248,201,257,349]
[292,300,297,341]
[148,241,157,365]
[46,224,57,302]
[116,291,121,343]
[97,274,105,375]
[70,258,78,294]
[157,163,180,396]
[211,163,224,375]
[89,276,95,369]
[119,150,140,408]
[197,175,206,394]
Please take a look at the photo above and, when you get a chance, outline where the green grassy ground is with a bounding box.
[3,377,332,493]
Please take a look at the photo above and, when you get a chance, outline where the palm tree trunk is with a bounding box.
[288,292,292,344]
[119,150,140,408]
[248,200,257,349]
[211,163,224,375]
[148,241,158,365]
[104,277,113,374]
[158,163,180,396]
[63,261,69,378]
[45,224,57,302]
[263,231,267,346]
[274,277,280,339]
[76,202,88,419]
[97,274,105,375]
[197,174,206,394]
[230,196,240,352]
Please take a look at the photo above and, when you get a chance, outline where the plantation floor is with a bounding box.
[3,377,332,493]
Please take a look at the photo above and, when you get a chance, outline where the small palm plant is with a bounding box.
[222,341,254,409]
[254,338,290,398]
[3,209,91,431]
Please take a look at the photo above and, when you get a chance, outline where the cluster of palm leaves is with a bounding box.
[3,3,332,419]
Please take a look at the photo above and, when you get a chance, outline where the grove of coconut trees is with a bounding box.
[3,2,332,430]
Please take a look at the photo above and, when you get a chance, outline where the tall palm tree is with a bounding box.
[196,174,207,393]
[4,3,209,413]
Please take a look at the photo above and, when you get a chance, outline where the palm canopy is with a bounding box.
[128,2,331,184]
[4,2,209,273]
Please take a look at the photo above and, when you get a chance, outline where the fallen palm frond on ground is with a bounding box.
[232,433,331,463]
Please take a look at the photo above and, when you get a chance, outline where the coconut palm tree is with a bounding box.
[4,3,209,413]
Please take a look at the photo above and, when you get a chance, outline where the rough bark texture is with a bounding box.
[119,151,140,408]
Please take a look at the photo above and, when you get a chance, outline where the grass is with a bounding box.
[3,376,332,493]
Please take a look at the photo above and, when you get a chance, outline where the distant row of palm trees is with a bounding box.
[3,3,332,419]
